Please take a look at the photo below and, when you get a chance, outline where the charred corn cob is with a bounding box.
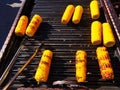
[34,50,53,84]
[102,23,116,47]
[91,21,102,45]
[15,15,28,37]
[61,5,75,24]
[90,0,100,19]
[26,14,42,37]
[96,46,114,80]
[72,5,83,24]
[75,50,87,82]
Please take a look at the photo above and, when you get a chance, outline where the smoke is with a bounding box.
[6,0,25,8]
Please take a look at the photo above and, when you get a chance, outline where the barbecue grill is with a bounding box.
[0,0,120,90]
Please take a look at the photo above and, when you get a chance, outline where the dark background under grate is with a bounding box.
[1,0,120,89]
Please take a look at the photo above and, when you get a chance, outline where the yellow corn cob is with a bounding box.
[15,15,28,37]
[34,50,53,84]
[75,50,87,82]
[96,47,114,80]
[102,23,116,47]
[90,0,100,19]
[72,5,83,24]
[91,21,102,45]
[61,5,75,24]
[26,14,42,37]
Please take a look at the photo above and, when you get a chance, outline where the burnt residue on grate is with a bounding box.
[1,0,120,89]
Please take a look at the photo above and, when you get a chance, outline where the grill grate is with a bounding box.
[1,0,120,89]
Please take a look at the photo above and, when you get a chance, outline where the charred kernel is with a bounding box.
[76,59,85,64]
[97,52,110,61]
[41,61,49,66]
[43,54,52,60]
[101,68,114,80]
[99,63,112,70]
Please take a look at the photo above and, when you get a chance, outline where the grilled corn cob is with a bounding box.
[91,21,102,45]
[26,14,42,37]
[96,47,114,80]
[34,50,53,84]
[15,15,28,36]
[102,23,116,47]
[75,50,87,82]
[90,0,100,19]
[61,5,75,24]
[72,5,83,24]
